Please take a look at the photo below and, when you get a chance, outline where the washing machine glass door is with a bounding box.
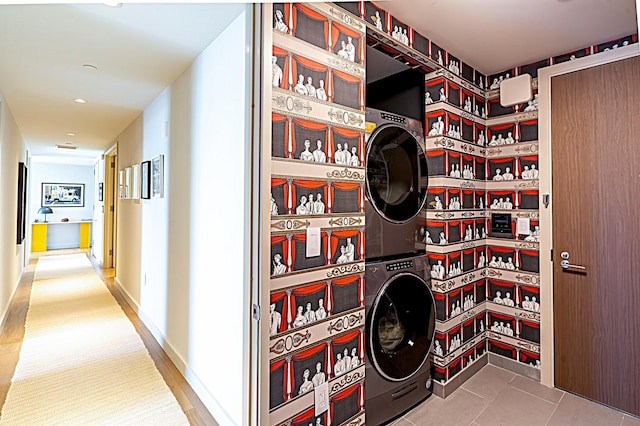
[369,272,435,381]
[366,125,428,223]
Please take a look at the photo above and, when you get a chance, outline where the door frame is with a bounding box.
[103,144,118,269]
[537,44,640,387]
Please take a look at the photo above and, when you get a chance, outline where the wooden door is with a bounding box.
[552,55,640,416]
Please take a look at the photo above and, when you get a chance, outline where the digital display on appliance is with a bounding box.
[491,213,512,237]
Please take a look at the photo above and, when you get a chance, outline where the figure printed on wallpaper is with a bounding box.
[269,303,281,336]
[535,360,541,368]
[295,74,308,95]
[293,306,307,327]
[391,25,398,40]
[478,252,486,268]
[497,256,506,269]
[464,97,472,112]
[349,147,360,166]
[479,319,485,332]
[503,167,515,180]
[504,323,514,336]
[439,87,446,102]
[345,36,356,62]
[490,321,501,333]
[569,54,577,61]
[334,353,345,376]
[478,77,484,89]
[482,227,487,238]
[477,130,486,146]
[488,135,499,146]
[300,139,314,162]
[371,11,383,30]
[493,168,504,181]
[305,77,316,98]
[497,198,504,209]
[424,230,434,244]
[425,92,433,105]
[312,140,326,163]
[432,195,443,210]
[343,142,352,165]
[505,257,516,270]
[490,78,500,90]
[306,194,315,215]
[524,99,537,112]
[316,80,327,101]
[464,225,473,241]
[524,225,540,242]
[504,132,515,145]
[437,116,445,134]
[521,165,531,179]
[439,232,447,245]
[481,106,486,119]
[272,253,287,275]
[495,134,506,146]
[402,28,409,45]
[431,260,445,280]
[334,143,345,165]
[434,340,444,356]
[270,193,279,216]
[272,56,283,88]
[532,296,540,312]
[522,296,532,311]
[428,122,440,136]
[489,199,499,210]
[503,292,515,306]
[299,369,314,395]
[314,194,325,215]
[336,246,349,264]
[450,303,457,319]
[274,9,289,33]
[350,347,360,369]
[503,197,512,209]
[489,256,499,268]
[455,300,462,315]
[475,228,481,239]
[296,195,309,215]
[315,298,327,320]
[474,104,480,116]
[305,302,317,323]
[531,164,539,179]
[342,348,351,371]
[312,362,326,387]
[336,40,349,60]
[437,50,444,66]
[345,238,355,262]
[450,164,457,178]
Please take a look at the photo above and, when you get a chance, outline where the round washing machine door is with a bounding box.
[366,124,428,224]
[368,272,436,382]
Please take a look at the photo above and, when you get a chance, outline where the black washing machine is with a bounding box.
[365,108,429,261]
[365,254,436,425]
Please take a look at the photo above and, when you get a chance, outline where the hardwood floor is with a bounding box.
[0,250,218,426]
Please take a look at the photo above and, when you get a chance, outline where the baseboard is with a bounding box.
[488,353,541,381]
[432,352,488,399]
[113,277,234,425]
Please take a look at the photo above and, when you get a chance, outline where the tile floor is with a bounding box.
[389,365,640,426]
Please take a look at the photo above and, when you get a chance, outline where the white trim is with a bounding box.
[113,277,235,426]
[537,43,640,387]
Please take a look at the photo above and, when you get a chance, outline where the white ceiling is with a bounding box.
[0,1,637,163]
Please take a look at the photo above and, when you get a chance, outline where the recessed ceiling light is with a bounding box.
[64,142,74,145]
[74,98,87,104]
[66,132,76,136]
[103,1,122,7]
[83,64,98,70]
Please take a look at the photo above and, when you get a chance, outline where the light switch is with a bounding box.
[516,218,531,235]
[306,227,321,258]
[314,381,329,416]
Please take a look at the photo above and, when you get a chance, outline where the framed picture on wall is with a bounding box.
[16,162,27,244]
[151,155,164,199]
[124,167,131,199]
[132,164,140,199]
[41,183,85,207]
[141,160,151,200]
[98,182,104,202]
[118,171,124,199]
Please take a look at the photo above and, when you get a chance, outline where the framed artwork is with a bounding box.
[151,155,164,199]
[17,162,27,244]
[98,182,104,202]
[141,160,151,200]
[132,164,140,199]
[124,167,131,199]
[41,183,85,207]
[119,171,124,199]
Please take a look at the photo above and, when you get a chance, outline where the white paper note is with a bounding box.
[306,227,321,257]
[516,218,531,235]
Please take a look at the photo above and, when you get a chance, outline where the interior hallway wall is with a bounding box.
[111,5,251,425]
[0,93,27,326]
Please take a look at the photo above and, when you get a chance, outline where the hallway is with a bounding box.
[0,250,216,425]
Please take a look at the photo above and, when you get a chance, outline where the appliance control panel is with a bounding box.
[386,260,414,272]
[380,112,406,124]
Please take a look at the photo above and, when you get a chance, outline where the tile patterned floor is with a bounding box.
[389,365,640,426]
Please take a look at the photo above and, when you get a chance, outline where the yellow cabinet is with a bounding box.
[31,223,48,252]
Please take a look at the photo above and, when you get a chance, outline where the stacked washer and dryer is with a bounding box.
[364,108,437,425]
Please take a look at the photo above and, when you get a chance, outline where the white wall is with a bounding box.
[112,5,251,425]
[29,161,95,224]
[0,93,27,325]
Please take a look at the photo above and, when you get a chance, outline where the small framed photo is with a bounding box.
[151,155,164,199]
[98,182,104,202]
[141,161,151,199]
[124,167,131,199]
[119,170,124,199]
[132,164,140,199]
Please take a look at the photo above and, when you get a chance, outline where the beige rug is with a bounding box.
[0,254,189,425]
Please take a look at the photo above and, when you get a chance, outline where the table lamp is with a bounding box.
[37,207,53,223]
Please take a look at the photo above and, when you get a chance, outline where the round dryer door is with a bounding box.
[368,272,436,381]
[366,125,428,223]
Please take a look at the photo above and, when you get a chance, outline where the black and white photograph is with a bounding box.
[151,155,164,199]
[41,183,85,207]
[141,160,151,199]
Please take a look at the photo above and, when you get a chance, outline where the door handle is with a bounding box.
[560,259,586,271]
